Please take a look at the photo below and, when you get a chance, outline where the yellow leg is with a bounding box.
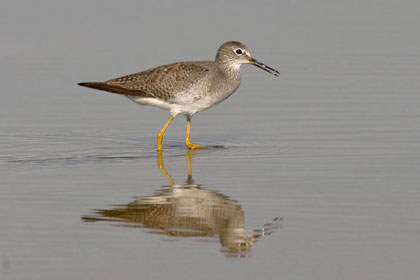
[157,115,174,151]
[185,117,203,150]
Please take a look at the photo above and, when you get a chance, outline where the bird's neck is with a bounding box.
[212,62,242,99]
[217,61,242,81]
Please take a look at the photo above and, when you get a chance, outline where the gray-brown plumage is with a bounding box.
[78,41,279,150]
[79,62,211,101]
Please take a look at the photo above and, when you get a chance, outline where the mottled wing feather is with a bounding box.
[106,62,210,101]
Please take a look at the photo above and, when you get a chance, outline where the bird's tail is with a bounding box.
[78,82,138,96]
[78,82,109,91]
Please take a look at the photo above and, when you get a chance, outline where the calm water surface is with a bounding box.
[1,1,420,280]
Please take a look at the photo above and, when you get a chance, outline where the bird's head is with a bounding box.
[216,41,279,77]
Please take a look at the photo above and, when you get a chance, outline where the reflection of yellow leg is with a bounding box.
[185,150,196,185]
[157,115,174,151]
[157,150,174,185]
[185,117,203,150]
[185,150,193,176]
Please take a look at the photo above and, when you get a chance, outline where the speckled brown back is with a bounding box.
[104,62,211,101]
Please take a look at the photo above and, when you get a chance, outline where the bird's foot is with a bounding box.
[185,139,204,150]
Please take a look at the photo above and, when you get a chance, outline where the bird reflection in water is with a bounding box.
[82,150,281,257]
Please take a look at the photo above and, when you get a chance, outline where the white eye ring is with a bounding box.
[234,48,243,55]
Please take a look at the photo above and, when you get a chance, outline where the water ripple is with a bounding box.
[1,132,291,167]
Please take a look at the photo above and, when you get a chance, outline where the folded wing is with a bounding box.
[79,62,211,101]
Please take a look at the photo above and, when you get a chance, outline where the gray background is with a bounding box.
[1,1,420,279]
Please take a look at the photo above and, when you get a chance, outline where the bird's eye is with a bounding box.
[235,49,243,55]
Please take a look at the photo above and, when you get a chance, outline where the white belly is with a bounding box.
[126,96,215,117]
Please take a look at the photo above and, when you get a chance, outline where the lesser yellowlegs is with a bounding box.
[78,41,279,150]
